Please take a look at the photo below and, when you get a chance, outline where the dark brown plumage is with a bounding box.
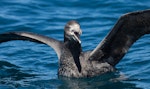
[0,10,150,78]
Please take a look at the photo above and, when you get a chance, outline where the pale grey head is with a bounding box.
[64,20,82,43]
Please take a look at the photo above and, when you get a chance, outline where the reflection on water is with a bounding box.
[0,60,143,89]
[58,73,142,89]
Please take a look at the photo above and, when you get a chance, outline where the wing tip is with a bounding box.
[122,9,150,17]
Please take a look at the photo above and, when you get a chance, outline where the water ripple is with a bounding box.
[0,0,150,89]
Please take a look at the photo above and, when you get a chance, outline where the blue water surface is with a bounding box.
[0,0,150,89]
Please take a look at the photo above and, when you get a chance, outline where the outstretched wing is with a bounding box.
[89,9,150,66]
[0,32,62,59]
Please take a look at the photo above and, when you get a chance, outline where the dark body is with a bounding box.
[0,10,150,78]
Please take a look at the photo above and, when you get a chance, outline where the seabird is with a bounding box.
[0,10,150,78]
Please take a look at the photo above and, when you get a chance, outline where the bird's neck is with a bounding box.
[64,36,82,72]
[64,33,82,53]
[64,39,82,54]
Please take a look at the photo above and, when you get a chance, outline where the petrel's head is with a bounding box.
[64,20,82,43]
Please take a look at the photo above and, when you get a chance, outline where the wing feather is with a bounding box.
[89,9,150,66]
[0,32,62,59]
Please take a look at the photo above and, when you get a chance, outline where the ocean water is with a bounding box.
[0,0,150,89]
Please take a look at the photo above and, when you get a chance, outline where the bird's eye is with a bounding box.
[71,30,74,32]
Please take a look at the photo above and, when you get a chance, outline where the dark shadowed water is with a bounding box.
[0,0,150,89]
